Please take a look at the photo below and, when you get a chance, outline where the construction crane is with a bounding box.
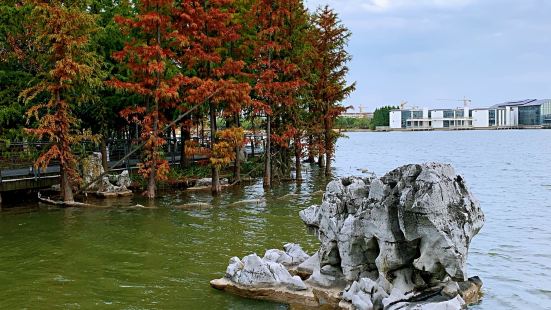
[400,100,408,109]
[436,97,472,108]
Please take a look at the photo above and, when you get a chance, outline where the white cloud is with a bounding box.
[306,0,475,13]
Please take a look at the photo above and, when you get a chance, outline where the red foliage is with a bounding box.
[110,0,184,195]
[22,2,99,201]
[173,0,251,110]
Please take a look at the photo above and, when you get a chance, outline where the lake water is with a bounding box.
[1,130,550,309]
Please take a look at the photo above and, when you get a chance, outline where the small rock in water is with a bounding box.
[195,178,229,187]
[224,253,308,291]
[195,178,212,187]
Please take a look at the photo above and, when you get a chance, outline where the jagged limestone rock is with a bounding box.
[100,175,123,193]
[225,253,307,291]
[299,163,484,309]
[215,163,484,309]
[296,251,320,276]
[117,170,131,189]
[81,153,131,194]
[81,153,104,190]
[263,243,308,267]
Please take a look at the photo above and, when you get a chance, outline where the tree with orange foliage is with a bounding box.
[173,0,251,194]
[21,1,101,202]
[110,0,184,198]
[311,6,356,176]
[210,127,245,171]
[247,0,306,187]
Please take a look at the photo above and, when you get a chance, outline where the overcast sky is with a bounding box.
[304,0,551,111]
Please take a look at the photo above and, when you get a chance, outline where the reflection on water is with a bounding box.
[1,130,550,309]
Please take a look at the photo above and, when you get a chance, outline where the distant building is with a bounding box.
[389,99,551,130]
[342,106,373,119]
[341,111,373,119]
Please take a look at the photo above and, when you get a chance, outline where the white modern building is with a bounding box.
[390,107,472,129]
[389,99,551,130]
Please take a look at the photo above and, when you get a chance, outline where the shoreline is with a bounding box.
[339,126,549,132]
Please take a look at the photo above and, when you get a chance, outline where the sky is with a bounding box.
[304,0,551,111]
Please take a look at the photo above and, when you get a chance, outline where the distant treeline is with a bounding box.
[336,106,398,130]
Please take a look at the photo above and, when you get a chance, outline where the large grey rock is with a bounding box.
[299,163,484,308]
[296,251,320,276]
[283,243,310,265]
[98,176,117,193]
[81,153,104,190]
[116,170,131,189]
[216,163,483,309]
[263,243,310,267]
[224,253,307,291]
[81,153,131,194]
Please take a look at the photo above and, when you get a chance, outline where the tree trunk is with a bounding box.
[146,17,162,199]
[210,103,221,195]
[318,153,325,167]
[234,145,241,183]
[251,114,256,158]
[325,152,331,176]
[233,114,241,183]
[295,147,302,181]
[263,114,271,188]
[60,165,74,203]
[55,87,74,203]
[201,118,205,147]
[307,135,315,164]
[100,136,108,171]
[180,122,190,169]
[146,108,158,199]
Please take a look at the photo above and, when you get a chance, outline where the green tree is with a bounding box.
[0,3,37,141]
[76,0,136,170]
[311,6,356,176]
[370,106,398,129]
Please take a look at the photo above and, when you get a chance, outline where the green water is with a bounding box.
[0,168,327,309]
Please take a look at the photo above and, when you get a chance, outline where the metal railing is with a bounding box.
[0,134,266,186]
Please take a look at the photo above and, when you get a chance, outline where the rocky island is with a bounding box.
[211,163,485,309]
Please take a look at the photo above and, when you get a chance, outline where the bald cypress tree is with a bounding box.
[311,6,356,176]
[22,1,101,202]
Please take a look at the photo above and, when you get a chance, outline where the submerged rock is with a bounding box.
[213,163,485,309]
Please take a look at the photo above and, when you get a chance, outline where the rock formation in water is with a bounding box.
[193,177,229,187]
[212,163,485,309]
[224,243,310,291]
[81,153,132,196]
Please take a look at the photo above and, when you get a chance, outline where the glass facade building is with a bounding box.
[401,111,411,128]
[518,106,540,125]
[489,109,496,126]
[541,100,551,126]
[443,110,454,118]
[390,99,551,130]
